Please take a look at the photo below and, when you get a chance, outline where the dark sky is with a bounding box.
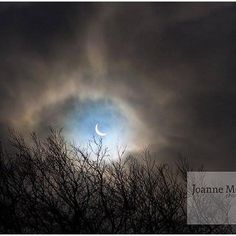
[0,3,236,170]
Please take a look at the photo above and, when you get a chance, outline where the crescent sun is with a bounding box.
[95,123,107,137]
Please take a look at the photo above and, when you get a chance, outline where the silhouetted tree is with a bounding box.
[0,129,233,233]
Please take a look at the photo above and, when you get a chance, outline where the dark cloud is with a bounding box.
[0,3,236,169]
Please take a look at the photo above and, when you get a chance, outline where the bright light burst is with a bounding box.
[65,98,131,160]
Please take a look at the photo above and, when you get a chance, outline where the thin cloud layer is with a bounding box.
[0,3,235,169]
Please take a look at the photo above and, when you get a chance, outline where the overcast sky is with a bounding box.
[0,3,236,169]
